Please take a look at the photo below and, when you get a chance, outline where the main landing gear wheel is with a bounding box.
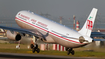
[66,48,75,55]
[31,44,40,53]
[36,48,40,53]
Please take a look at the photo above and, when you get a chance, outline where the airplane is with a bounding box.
[0,8,98,55]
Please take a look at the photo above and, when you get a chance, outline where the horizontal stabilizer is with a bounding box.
[91,32,105,38]
[93,39,105,41]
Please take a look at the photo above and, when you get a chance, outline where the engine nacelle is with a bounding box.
[6,30,31,44]
[7,30,21,41]
[6,30,17,40]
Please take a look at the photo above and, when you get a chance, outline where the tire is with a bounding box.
[71,50,75,55]
[32,48,35,53]
[36,48,40,53]
[67,50,70,55]
[30,44,34,49]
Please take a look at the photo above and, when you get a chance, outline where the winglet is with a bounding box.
[78,8,98,37]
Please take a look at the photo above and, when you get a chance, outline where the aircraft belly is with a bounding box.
[50,35,88,48]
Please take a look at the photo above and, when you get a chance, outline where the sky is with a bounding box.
[0,0,105,29]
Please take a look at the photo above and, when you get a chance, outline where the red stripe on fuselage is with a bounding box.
[15,17,83,44]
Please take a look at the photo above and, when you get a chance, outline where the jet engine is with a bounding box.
[6,30,22,41]
[6,30,32,44]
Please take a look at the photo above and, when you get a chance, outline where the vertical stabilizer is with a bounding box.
[78,8,98,37]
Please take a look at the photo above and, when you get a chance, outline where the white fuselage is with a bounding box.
[15,11,88,48]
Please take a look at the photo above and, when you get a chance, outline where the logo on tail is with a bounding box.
[86,17,93,30]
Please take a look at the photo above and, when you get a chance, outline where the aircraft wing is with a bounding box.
[0,25,39,37]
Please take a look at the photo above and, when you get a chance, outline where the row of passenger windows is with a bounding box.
[36,24,48,30]
[51,30,65,36]
[36,23,66,36]
[19,16,27,21]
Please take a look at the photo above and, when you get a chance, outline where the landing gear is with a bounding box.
[66,48,75,55]
[30,44,40,53]
[30,36,40,53]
